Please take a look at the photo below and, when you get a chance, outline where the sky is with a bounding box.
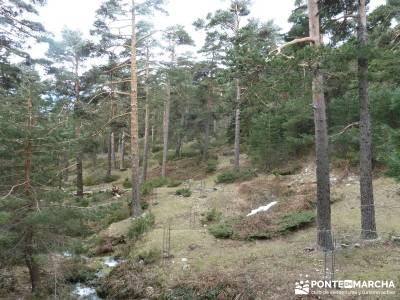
[32,0,387,59]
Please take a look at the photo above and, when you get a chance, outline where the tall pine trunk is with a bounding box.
[120,130,125,170]
[233,78,241,171]
[24,93,40,294]
[161,79,171,178]
[111,131,117,169]
[308,0,333,250]
[204,85,213,160]
[130,0,142,217]
[142,46,150,182]
[74,55,83,197]
[63,151,69,183]
[106,131,112,178]
[75,124,84,196]
[358,0,377,240]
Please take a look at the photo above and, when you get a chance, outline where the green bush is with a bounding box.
[201,208,222,224]
[175,188,191,197]
[152,144,163,153]
[128,213,155,240]
[208,221,234,239]
[123,177,132,188]
[206,159,218,173]
[216,169,256,184]
[134,248,161,265]
[103,174,120,183]
[278,210,316,233]
[83,175,100,186]
[84,173,120,186]
[167,179,182,188]
[64,263,96,283]
[105,204,130,225]
[141,177,169,196]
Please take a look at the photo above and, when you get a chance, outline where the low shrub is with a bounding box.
[152,144,163,153]
[167,179,182,188]
[104,204,130,225]
[208,220,234,239]
[64,263,96,283]
[175,188,191,197]
[123,178,132,188]
[83,175,100,186]
[128,213,155,240]
[134,248,161,265]
[206,159,218,173]
[278,210,315,233]
[103,174,120,183]
[201,208,222,224]
[216,169,256,184]
[141,177,169,196]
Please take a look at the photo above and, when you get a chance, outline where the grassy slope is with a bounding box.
[125,155,400,299]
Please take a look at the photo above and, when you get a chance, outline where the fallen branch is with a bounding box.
[272,37,315,55]
[1,181,28,199]
[330,122,360,138]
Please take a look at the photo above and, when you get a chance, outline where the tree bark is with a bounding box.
[308,0,333,250]
[141,45,151,182]
[358,0,377,240]
[106,131,112,178]
[130,0,142,217]
[119,130,125,170]
[161,79,171,178]
[111,131,117,169]
[233,78,241,171]
[63,151,69,183]
[75,124,84,197]
[74,55,83,197]
[204,84,213,160]
[24,93,40,294]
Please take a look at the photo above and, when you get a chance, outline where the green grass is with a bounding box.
[128,213,155,240]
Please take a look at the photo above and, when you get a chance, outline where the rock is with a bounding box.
[304,247,315,253]
[99,218,134,240]
[188,244,200,251]
[354,243,361,248]
[181,258,188,263]
[95,243,113,255]
[145,286,154,297]
[391,236,400,242]
[341,243,350,248]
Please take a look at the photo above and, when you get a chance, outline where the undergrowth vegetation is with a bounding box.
[216,169,256,184]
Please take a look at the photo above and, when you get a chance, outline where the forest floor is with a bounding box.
[2,149,400,299]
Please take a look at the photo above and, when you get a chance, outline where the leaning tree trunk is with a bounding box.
[119,130,125,170]
[358,0,377,240]
[141,45,151,182]
[308,0,333,250]
[130,0,142,217]
[161,79,171,178]
[233,78,241,171]
[106,131,112,178]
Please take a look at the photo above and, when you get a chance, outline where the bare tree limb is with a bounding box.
[330,122,360,138]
